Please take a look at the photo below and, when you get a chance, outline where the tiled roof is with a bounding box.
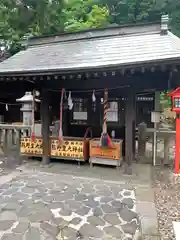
[0,24,180,75]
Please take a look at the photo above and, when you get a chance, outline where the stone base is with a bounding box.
[89,157,122,168]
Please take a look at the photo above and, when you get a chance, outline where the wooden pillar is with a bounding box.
[132,96,136,159]
[41,90,50,165]
[124,92,136,175]
[62,109,68,136]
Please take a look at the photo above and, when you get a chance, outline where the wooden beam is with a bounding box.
[77,74,82,79]
[141,67,145,73]
[103,72,107,77]
[130,69,135,74]
[124,92,136,175]
[160,65,166,72]
[85,73,90,78]
[120,69,125,76]
[150,67,155,72]
[41,89,50,164]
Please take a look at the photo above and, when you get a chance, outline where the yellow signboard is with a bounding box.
[51,139,84,159]
[20,137,86,160]
[21,137,43,156]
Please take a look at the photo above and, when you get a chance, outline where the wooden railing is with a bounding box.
[0,122,174,167]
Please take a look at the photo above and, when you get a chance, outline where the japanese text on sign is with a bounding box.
[20,138,43,155]
[90,141,120,160]
[51,140,84,159]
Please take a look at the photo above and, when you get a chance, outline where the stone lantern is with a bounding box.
[16,91,40,126]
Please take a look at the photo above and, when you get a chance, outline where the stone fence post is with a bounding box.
[138,122,147,161]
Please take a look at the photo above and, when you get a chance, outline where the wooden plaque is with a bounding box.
[51,138,84,160]
[20,137,43,156]
[89,139,122,160]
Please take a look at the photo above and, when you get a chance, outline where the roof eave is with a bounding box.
[0,57,180,77]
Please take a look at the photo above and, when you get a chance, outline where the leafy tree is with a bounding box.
[0,0,65,54]
[101,0,180,36]
[100,0,158,24]
[1,0,180,57]
[62,0,110,32]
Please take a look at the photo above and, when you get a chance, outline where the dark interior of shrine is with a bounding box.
[0,66,177,158]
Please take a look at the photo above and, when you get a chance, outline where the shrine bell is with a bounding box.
[168,88,180,174]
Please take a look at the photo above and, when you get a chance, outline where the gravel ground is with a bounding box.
[152,166,180,240]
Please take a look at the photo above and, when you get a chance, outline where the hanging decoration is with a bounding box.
[100,88,113,148]
[5,104,8,111]
[68,91,73,110]
[64,89,67,99]
[59,88,65,143]
[92,90,96,112]
[92,90,96,102]
[31,90,35,142]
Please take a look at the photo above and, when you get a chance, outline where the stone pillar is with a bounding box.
[16,130,22,165]
[41,90,50,165]
[124,92,136,175]
[164,135,171,165]
[152,91,161,164]
[154,91,161,127]
[138,122,147,162]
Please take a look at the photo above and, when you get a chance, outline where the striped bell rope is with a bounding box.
[103,88,108,133]
[100,88,113,148]
[59,88,65,143]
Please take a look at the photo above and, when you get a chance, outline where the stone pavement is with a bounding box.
[0,161,159,240]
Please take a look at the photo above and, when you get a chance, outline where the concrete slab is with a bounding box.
[173,221,180,240]
[135,187,154,202]
[136,202,157,218]
[141,216,159,235]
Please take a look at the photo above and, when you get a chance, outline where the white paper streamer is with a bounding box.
[92,90,96,102]
[68,91,73,110]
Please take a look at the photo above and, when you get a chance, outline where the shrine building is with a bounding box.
[0,15,179,174]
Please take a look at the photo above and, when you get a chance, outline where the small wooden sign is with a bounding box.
[20,137,43,156]
[51,139,84,159]
[89,139,122,160]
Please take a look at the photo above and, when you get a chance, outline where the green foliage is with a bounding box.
[160,91,172,109]
[1,0,180,55]
[0,0,65,54]
[63,1,110,31]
